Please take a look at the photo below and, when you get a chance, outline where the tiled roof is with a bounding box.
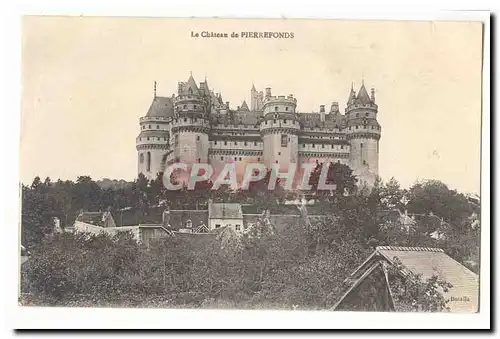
[146,96,174,117]
[347,246,479,313]
[356,84,372,105]
[209,203,243,219]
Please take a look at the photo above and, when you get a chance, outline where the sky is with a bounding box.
[20,17,483,194]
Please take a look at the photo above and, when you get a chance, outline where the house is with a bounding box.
[208,202,244,232]
[333,246,479,313]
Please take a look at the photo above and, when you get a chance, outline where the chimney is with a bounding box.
[330,101,339,113]
[226,101,230,109]
[320,105,325,122]
[265,87,272,98]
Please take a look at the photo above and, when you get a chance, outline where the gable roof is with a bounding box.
[146,96,174,117]
[209,203,243,219]
[335,246,479,312]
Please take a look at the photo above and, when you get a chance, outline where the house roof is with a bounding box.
[209,203,243,219]
[75,212,108,226]
[146,96,174,117]
[336,246,479,312]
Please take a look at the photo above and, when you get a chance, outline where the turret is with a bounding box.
[260,88,300,169]
[345,81,381,187]
[136,81,173,180]
[171,73,211,165]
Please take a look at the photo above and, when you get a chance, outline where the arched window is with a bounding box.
[146,152,151,172]
[139,153,144,164]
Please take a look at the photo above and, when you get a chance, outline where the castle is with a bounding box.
[136,74,381,186]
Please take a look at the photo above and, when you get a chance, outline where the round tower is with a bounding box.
[171,74,210,166]
[345,83,381,187]
[136,83,172,181]
[259,88,300,172]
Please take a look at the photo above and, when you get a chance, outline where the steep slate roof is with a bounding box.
[209,203,243,219]
[185,74,199,95]
[335,246,479,313]
[240,100,250,111]
[146,96,174,117]
[347,85,357,105]
[356,84,372,105]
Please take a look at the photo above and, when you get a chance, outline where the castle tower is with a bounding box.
[136,81,172,180]
[171,74,210,165]
[345,82,381,186]
[259,88,300,171]
[250,84,264,111]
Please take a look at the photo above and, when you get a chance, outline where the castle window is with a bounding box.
[281,134,288,147]
[257,157,260,161]
[224,141,227,145]
[221,156,224,161]
[274,119,277,124]
[148,125,151,129]
[183,105,187,109]
[194,105,197,109]
[157,125,160,129]
[275,160,278,163]
[355,126,358,129]
[234,141,238,145]
[239,157,242,161]
[322,144,325,148]
[235,225,241,231]
[244,141,247,146]
[198,158,201,163]
[361,143,364,148]
[254,141,257,146]
[147,137,150,141]
[341,145,344,149]
[146,152,151,172]
[164,137,167,141]
[302,144,305,147]
[183,118,187,122]
[215,224,221,228]
[356,113,359,117]
[197,136,200,141]
[157,137,160,141]
[337,160,340,164]
[366,113,369,117]
[284,119,287,124]
[139,153,144,164]
[278,152,281,156]
[275,106,278,112]
[214,141,217,145]
[285,107,289,111]
[312,144,315,148]
[235,157,237,161]
[194,118,198,122]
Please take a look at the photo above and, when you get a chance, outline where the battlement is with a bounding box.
[345,102,378,113]
[263,94,297,105]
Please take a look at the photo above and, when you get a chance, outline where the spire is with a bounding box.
[357,83,371,105]
[347,83,356,105]
[153,81,157,98]
[185,73,199,95]
[240,100,249,111]
[251,83,256,92]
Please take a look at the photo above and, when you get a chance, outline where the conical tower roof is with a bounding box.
[357,83,371,105]
[240,100,249,111]
[185,74,199,95]
[347,84,357,105]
